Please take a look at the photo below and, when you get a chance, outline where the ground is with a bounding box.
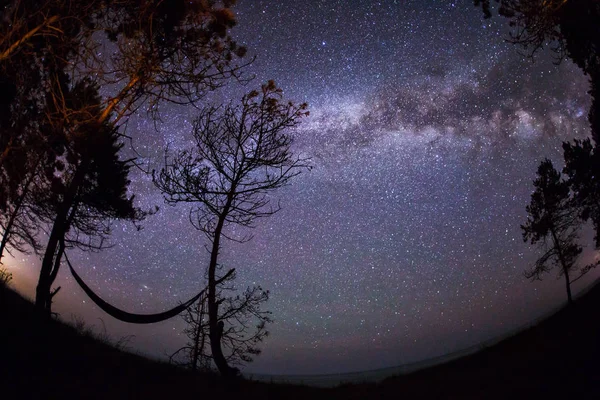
[1,282,599,399]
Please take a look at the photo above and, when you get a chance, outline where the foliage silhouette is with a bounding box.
[0,0,249,311]
[29,80,144,314]
[474,0,600,142]
[0,158,43,264]
[563,139,600,248]
[0,266,11,287]
[521,158,595,304]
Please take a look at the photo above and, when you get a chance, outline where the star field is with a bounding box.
[7,1,598,375]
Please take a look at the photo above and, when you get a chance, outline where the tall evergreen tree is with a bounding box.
[522,159,585,305]
[563,139,600,248]
[32,80,144,314]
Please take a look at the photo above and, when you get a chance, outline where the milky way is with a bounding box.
[7,1,597,375]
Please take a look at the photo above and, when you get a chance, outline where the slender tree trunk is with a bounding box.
[0,225,11,264]
[0,164,37,263]
[563,263,573,305]
[199,317,206,369]
[551,229,573,305]
[0,196,22,264]
[35,212,65,314]
[207,196,237,378]
[45,239,65,310]
[191,296,204,371]
[35,166,83,315]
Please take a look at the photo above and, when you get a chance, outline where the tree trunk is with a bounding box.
[0,161,37,263]
[564,264,573,305]
[45,239,65,310]
[551,229,574,305]
[199,317,206,369]
[35,166,83,315]
[207,199,237,378]
[35,214,65,314]
[0,198,20,263]
[191,295,204,371]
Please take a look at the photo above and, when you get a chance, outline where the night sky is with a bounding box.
[6,1,598,375]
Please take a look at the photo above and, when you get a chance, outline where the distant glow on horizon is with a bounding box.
[3,253,38,298]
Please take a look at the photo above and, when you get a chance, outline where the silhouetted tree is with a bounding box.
[217,278,271,368]
[563,139,600,248]
[522,159,591,305]
[30,80,146,314]
[478,2,600,284]
[0,0,248,127]
[474,0,600,141]
[1,0,248,207]
[0,265,12,303]
[154,81,309,377]
[171,272,271,372]
[0,266,12,287]
[0,157,42,264]
[171,293,212,371]
[1,0,249,311]
[0,0,95,63]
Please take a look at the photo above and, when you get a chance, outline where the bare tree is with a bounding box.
[154,81,309,377]
[218,274,271,368]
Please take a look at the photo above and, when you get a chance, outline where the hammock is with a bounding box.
[65,251,203,324]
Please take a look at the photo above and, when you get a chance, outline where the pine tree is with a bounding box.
[563,139,600,248]
[521,159,583,305]
[32,80,144,314]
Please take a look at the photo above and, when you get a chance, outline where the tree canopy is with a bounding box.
[0,0,250,313]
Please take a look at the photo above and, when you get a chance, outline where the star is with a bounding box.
[10,0,596,376]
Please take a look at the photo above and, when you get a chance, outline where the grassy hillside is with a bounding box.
[1,282,600,399]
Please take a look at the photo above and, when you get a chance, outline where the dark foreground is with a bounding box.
[1,284,599,399]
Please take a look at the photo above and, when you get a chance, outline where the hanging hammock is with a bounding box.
[65,251,203,324]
